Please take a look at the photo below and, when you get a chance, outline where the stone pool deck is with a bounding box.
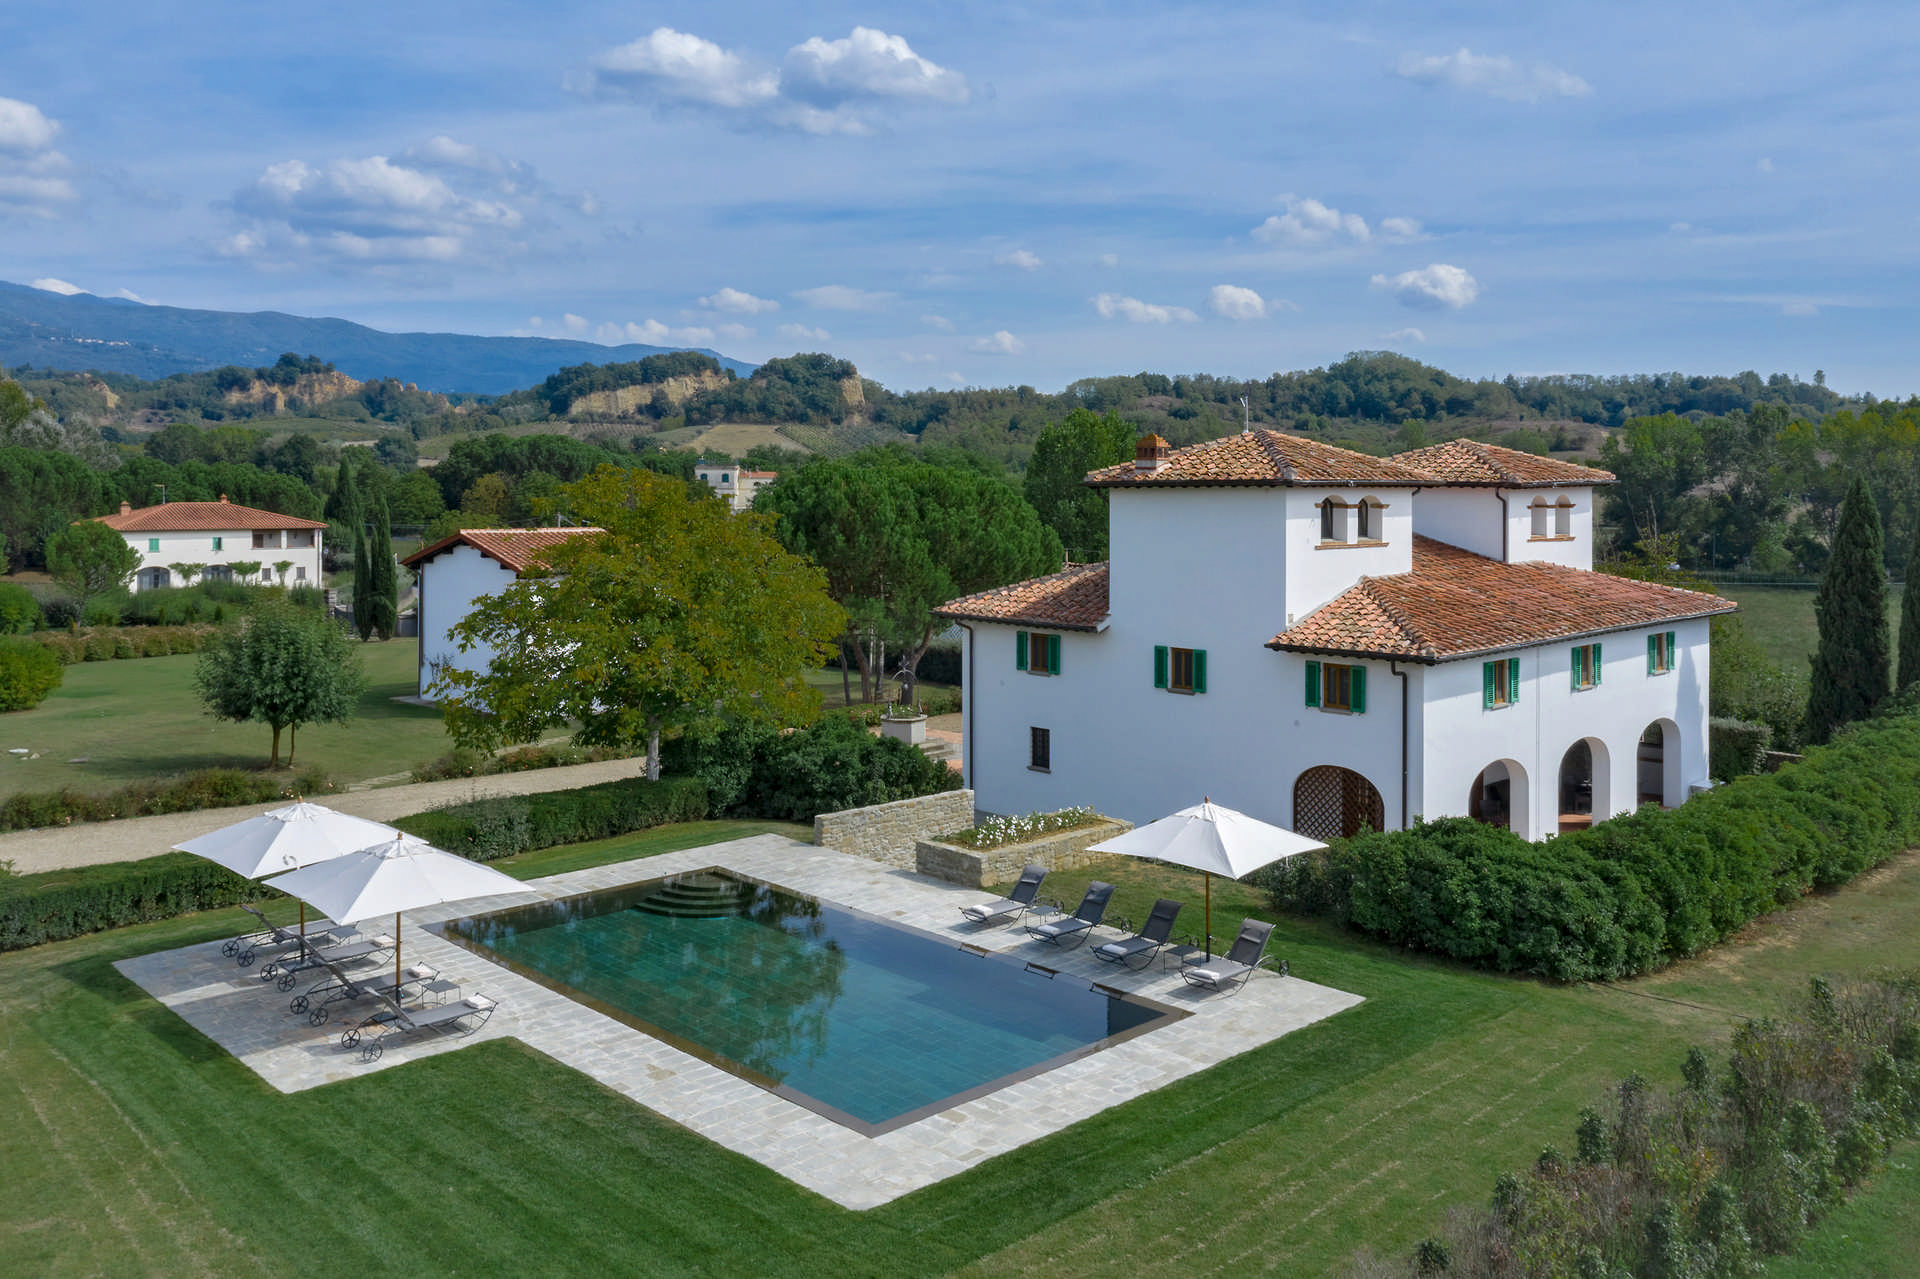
[116,833,1364,1210]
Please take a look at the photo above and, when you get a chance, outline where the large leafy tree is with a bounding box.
[433,466,845,780]
[1806,477,1890,744]
[1022,408,1134,561]
[757,450,1063,702]
[44,520,140,609]
[194,599,366,766]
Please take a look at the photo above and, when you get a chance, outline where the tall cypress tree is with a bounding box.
[1806,476,1890,743]
[1899,553,1920,693]
[369,493,398,640]
[351,525,375,642]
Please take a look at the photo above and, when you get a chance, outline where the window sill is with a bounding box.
[1027,765,1051,774]
[1486,701,1516,711]
[1573,682,1597,692]
[1315,539,1389,551]
[1316,705,1355,715]
[1024,670,1056,677]
[1162,687,1197,696]
[1526,535,1577,542]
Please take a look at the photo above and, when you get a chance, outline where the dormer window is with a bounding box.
[1318,497,1385,547]
[1530,496,1577,541]
[1555,497,1573,537]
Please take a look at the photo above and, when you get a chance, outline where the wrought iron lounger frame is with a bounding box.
[1178,919,1288,995]
[341,992,499,1063]
[289,959,439,1025]
[223,905,354,968]
[1025,881,1115,951]
[958,864,1048,926]
[259,935,396,991]
[1091,898,1184,970]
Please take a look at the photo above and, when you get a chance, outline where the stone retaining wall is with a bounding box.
[812,790,976,869]
[914,817,1133,888]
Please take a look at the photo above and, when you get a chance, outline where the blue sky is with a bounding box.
[4,1,1917,396]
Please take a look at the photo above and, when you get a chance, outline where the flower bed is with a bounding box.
[916,809,1130,888]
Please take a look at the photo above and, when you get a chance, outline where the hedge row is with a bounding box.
[27,624,218,664]
[0,853,256,951]
[392,775,709,861]
[1710,715,1772,781]
[408,741,633,783]
[0,767,338,832]
[662,713,962,821]
[1260,703,1920,981]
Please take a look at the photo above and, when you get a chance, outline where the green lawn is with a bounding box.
[0,639,451,797]
[5,826,1918,1276]
[1718,583,1904,671]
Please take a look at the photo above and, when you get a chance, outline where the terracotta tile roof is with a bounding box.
[1388,439,1614,486]
[401,527,603,575]
[95,499,328,533]
[932,562,1110,632]
[1086,430,1430,488]
[1268,536,1736,661]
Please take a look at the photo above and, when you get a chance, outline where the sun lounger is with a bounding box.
[259,934,396,991]
[341,992,499,1063]
[959,864,1048,925]
[1091,898,1183,970]
[1179,918,1285,994]
[1025,882,1114,950]
[290,960,438,1025]
[223,904,353,967]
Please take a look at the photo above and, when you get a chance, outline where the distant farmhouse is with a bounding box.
[935,431,1735,842]
[401,527,601,701]
[96,497,326,591]
[694,459,778,513]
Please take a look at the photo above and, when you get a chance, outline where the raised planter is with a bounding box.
[879,713,928,746]
[915,815,1133,888]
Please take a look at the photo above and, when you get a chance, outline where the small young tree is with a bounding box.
[273,559,294,585]
[44,520,140,611]
[194,599,366,766]
[1806,476,1890,744]
[169,562,205,587]
[228,559,263,585]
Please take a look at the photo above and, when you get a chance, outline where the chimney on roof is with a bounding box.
[219,494,229,503]
[1133,433,1171,473]
[119,501,131,516]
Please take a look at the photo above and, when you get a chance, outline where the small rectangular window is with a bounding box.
[1572,643,1602,690]
[1318,662,1366,713]
[295,566,307,580]
[1029,726,1050,772]
[1648,631,1676,674]
[212,536,223,552]
[1484,657,1521,709]
[148,538,160,552]
[1022,631,1059,675]
[1356,501,1373,541]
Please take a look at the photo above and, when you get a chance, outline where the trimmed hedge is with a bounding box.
[0,853,256,951]
[662,713,962,821]
[28,624,216,664]
[1260,704,1920,981]
[1710,715,1771,781]
[393,775,709,861]
[0,635,63,711]
[0,766,338,831]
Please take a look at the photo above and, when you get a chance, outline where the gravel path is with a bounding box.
[0,757,647,876]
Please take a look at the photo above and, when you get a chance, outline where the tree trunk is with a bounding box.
[839,637,852,706]
[898,621,936,709]
[646,719,661,781]
[269,723,283,769]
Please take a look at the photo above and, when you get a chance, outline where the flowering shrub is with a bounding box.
[943,806,1099,850]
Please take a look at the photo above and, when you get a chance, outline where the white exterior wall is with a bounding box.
[1410,489,1504,560]
[1410,487,1595,568]
[415,544,520,699]
[1282,489,1414,619]
[125,526,322,590]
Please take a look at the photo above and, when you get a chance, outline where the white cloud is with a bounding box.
[1386,327,1427,344]
[779,323,832,341]
[1098,253,1119,268]
[112,287,153,304]
[700,286,779,314]
[795,284,894,310]
[921,313,954,331]
[1093,293,1198,324]
[898,351,939,364]
[715,322,755,340]
[1371,263,1480,310]
[562,313,590,334]
[589,318,718,345]
[1757,157,1774,173]
[1395,48,1591,103]
[1379,217,1424,242]
[995,248,1042,271]
[1209,284,1267,320]
[220,143,553,268]
[0,97,75,219]
[1253,195,1370,247]
[29,277,85,295]
[969,330,1025,355]
[943,372,967,386]
[580,26,966,135]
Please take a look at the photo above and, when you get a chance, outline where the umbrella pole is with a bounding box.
[1205,873,1213,959]
[395,911,403,996]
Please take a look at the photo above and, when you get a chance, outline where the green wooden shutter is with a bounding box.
[1571,649,1581,691]
[1154,645,1168,688]
[1508,658,1521,703]
[1666,632,1676,670]
[1647,634,1657,673]
[1594,641,1602,684]
[1351,665,1367,713]
[1482,661,1496,709]
[1016,631,1028,670]
[1048,634,1061,674]
[1193,649,1207,694]
[1305,660,1321,707]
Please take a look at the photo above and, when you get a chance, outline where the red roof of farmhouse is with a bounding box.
[1388,439,1614,486]
[1267,536,1736,662]
[94,497,328,532]
[932,561,1112,632]
[401,527,603,575]
[1085,430,1433,488]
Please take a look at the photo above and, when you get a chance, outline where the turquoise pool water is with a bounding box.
[442,870,1183,1132]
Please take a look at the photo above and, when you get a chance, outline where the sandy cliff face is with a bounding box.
[567,369,729,417]
[222,370,366,413]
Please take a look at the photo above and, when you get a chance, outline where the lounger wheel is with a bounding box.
[221,938,240,957]
[359,1038,383,1064]
[340,1025,362,1050]
[289,994,309,1015]
[307,1006,330,1027]
[275,972,297,992]
[237,950,256,968]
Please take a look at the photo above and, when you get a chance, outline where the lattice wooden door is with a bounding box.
[1293,766,1385,840]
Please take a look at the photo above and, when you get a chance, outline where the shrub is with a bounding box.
[0,582,42,634]
[394,775,709,860]
[0,853,256,951]
[0,766,336,831]
[662,714,960,821]
[941,808,1099,850]
[408,742,628,783]
[0,636,63,711]
[81,594,127,627]
[1709,716,1770,781]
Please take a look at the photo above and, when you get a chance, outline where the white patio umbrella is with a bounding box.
[174,801,400,939]
[265,834,532,993]
[1087,797,1325,957]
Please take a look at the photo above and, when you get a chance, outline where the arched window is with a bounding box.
[1319,498,1349,544]
[1555,496,1574,538]
[1356,497,1376,541]
[1530,499,1551,538]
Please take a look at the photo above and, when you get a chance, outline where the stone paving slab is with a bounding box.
[116,834,1364,1210]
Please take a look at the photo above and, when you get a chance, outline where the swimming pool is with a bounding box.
[438,869,1186,1133]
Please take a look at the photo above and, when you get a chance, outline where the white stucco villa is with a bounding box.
[95,497,327,591]
[694,460,779,513]
[933,431,1736,842]
[400,527,601,700]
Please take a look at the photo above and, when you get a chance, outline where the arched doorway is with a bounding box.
[136,567,171,591]
[1638,719,1681,808]
[1557,737,1613,831]
[1293,766,1386,841]
[1469,759,1529,836]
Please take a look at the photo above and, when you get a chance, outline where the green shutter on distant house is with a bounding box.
[1193,649,1207,694]
[1154,645,1168,688]
[1571,649,1581,691]
[1647,634,1657,673]
[1594,642,1602,684]
[148,538,159,552]
[1351,665,1367,714]
[1048,634,1061,674]
[1305,660,1321,707]
[1483,661,1496,709]
[1016,631,1028,670]
[1508,658,1521,703]
[1666,632,1676,669]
